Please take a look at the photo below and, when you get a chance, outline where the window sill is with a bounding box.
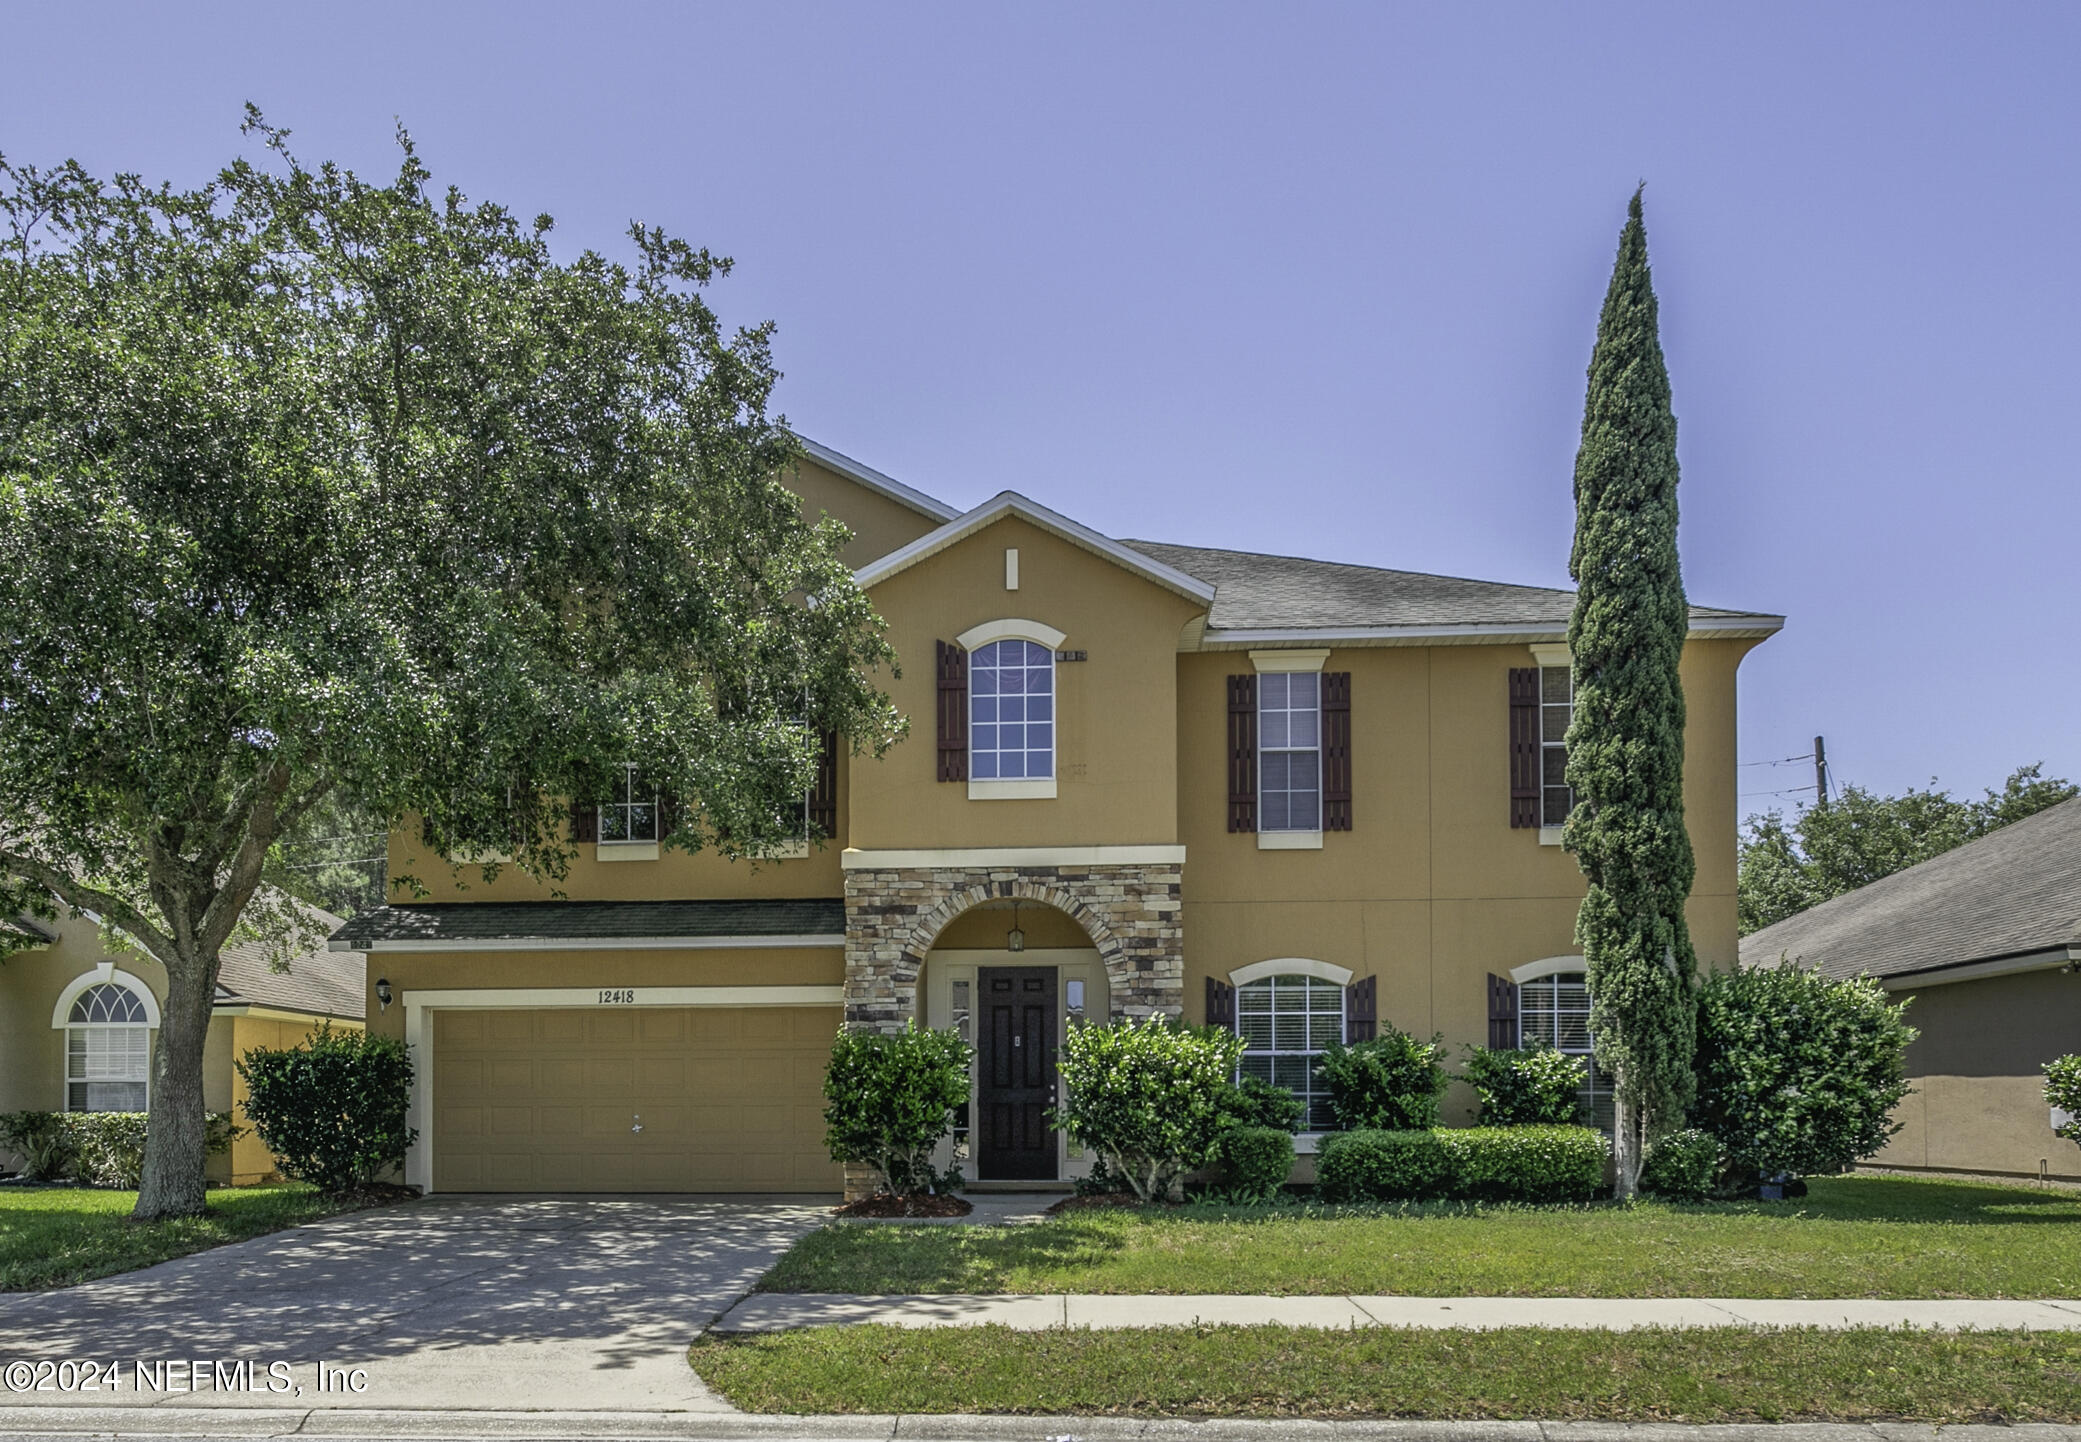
[969,778,1057,801]
[1258,830,1323,850]
[1539,827,1566,847]
[1294,1132,1330,1155]
[595,841,659,862]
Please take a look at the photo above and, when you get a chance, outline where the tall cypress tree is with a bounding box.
[1564,187,1698,1199]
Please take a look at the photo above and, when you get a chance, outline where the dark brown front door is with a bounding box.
[978,966,1058,1180]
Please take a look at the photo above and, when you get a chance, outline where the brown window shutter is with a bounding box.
[808,730,839,839]
[1508,667,1540,828]
[1205,976,1236,1028]
[1344,974,1377,1042]
[936,641,968,782]
[1226,673,1257,832]
[568,801,598,843]
[1487,972,1521,1049]
[1322,670,1352,832]
[657,793,677,839]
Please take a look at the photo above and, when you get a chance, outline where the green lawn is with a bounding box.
[761,1174,2081,1299]
[690,1324,2081,1421]
[0,1184,368,1291]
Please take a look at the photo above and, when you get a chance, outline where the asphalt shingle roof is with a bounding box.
[1121,540,1776,635]
[1738,796,2081,982]
[331,898,846,948]
[216,899,367,1019]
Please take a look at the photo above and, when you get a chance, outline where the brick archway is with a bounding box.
[843,862,1183,1032]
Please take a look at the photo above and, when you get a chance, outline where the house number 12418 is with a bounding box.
[597,989,636,1005]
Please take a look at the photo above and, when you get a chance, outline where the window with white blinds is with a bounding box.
[1235,973,1343,1130]
[1516,970,1611,1130]
[64,981,152,1112]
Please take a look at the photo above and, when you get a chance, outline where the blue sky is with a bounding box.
[6,2,2075,815]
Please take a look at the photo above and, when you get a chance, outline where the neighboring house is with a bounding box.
[333,440,1781,1195]
[1,899,367,1185]
[1740,795,2081,1181]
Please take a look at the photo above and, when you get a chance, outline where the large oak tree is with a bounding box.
[0,113,901,1218]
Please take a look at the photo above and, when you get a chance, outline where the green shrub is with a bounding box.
[0,1112,238,1188]
[1319,1025,1449,1131]
[1218,1075,1305,1133]
[1315,1126,1607,1203]
[822,1022,972,1198]
[1693,964,1917,1182]
[1215,1125,1295,1202]
[1641,1127,1722,1200]
[1055,1018,1246,1203]
[1436,1126,1607,1203]
[2048,1055,2081,1150]
[0,1111,74,1180]
[1460,1045,1586,1126]
[238,1024,417,1195]
[1315,1129,1451,1202]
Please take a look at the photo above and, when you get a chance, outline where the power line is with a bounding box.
[1740,784,1816,800]
[1740,753,1815,769]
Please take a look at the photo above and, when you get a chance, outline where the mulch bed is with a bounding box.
[836,1192,973,1218]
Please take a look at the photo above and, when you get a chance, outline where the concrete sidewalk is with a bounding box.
[1,1409,2080,1440]
[714,1292,2081,1332]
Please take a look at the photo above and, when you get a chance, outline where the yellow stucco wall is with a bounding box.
[1872,968,2081,1181]
[786,452,945,570]
[1175,637,1755,1120]
[850,514,1203,851]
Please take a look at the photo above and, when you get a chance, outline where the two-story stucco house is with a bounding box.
[332,440,1781,1195]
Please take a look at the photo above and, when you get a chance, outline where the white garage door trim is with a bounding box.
[404,985,842,1193]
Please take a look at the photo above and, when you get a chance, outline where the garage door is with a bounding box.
[432,1006,842,1193]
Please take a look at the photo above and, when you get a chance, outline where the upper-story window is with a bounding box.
[1541,666,1573,827]
[61,978,153,1112]
[970,639,1054,781]
[600,764,659,843]
[1259,673,1321,832]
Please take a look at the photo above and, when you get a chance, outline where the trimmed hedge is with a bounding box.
[1056,1018,1246,1204]
[238,1025,416,1195]
[823,1022,972,1198]
[0,1111,239,1188]
[1316,1126,1608,1204]
[1216,1125,1295,1202]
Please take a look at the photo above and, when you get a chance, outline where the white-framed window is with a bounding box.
[601,764,659,843]
[1517,968,1612,1130]
[970,639,1054,781]
[1259,672,1321,832]
[64,981,152,1113]
[1236,973,1343,1131]
[1541,666,1573,828]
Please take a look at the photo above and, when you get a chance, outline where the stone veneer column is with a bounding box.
[843,863,1184,1033]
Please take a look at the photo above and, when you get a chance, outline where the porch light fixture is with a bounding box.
[1006,902,1025,954]
[375,977,393,1013]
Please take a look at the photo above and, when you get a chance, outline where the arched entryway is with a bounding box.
[917,899,1110,1183]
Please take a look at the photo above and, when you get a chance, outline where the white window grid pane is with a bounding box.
[602,765,659,842]
[1234,974,1343,1130]
[1259,673,1321,832]
[970,640,1055,781]
[1541,667,1573,827]
[69,983,148,1024]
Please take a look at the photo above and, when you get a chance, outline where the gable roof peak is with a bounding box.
[853,490,1217,605]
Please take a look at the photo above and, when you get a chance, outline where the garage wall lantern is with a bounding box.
[375,977,393,1013]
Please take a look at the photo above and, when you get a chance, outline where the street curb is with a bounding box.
[1,1410,2080,1441]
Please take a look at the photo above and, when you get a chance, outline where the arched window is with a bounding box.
[1513,960,1612,1130]
[1230,959,1353,1132]
[58,977,154,1113]
[969,639,1055,781]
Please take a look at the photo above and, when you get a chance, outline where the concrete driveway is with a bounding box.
[0,1194,832,1413]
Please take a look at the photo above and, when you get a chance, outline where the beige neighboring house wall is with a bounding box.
[2,901,367,1186]
[1742,795,2081,1182]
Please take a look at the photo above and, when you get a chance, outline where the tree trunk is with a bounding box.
[133,944,219,1220]
[1612,1093,1643,1201]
